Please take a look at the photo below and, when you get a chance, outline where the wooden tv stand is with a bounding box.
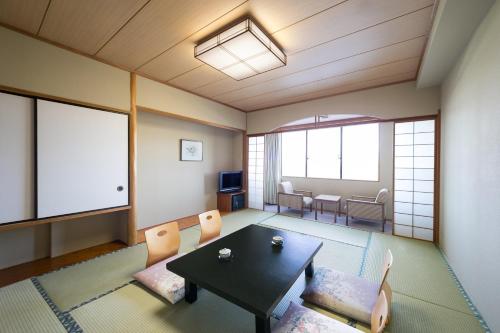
[217,190,246,212]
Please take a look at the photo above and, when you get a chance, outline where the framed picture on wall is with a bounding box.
[180,139,203,161]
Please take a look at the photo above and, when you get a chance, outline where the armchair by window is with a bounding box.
[346,188,389,232]
[277,181,313,217]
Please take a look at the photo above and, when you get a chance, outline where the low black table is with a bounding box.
[167,224,322,333]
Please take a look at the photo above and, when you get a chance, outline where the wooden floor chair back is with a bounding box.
[145,221,180,267]
[198,209,222,245]
[379,249,393,293]
[371,290,389,333]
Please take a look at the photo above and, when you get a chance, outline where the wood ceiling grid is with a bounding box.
[231,57,420,110]
[208,36,427,105]
[0,0,50,34]
[136,0,347,83]
[249,70,417,111]
[0,0,436,111]
[193,6,433,98]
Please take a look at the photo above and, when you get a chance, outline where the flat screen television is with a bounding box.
[219,170,243,192]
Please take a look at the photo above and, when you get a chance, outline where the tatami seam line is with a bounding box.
[66,281,135,313]
[257,223,367,249]
[358,231,373,276]
[31,277,83,333]
[438,249,491,332]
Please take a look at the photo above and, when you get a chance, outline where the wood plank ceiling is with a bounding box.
[0,0,436,112]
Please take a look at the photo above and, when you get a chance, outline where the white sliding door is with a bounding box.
[0,92,35,224]
[394,120,436,241]
[37,100,129,218]
[248,136,264,210]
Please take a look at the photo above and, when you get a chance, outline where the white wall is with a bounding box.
[282,122,394,217]
[0,26,130,111]
[440,2,500,331]
[0,27,131,265]
[136,76,246,131]
[0,225,50,269]
[137,111,242,230]
[247,81,440,134]
[51,212,127,257]
[0,26,245,268]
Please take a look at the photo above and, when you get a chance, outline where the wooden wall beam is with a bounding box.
[128,73,138,245]
[137,105,244,133]
[0,206,131,233]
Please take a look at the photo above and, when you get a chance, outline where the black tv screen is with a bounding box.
[219,171,243,192]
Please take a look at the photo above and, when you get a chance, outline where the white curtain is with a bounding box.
[264,133,282,204]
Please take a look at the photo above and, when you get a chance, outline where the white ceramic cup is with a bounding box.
[273,236,284,244]
[219,248,231,258]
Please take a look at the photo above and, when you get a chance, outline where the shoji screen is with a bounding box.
[248,136,264,210]
[394,120,436,241]
[0,92,35,224]
[37,100,129,218]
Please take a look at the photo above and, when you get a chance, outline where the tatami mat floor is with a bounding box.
[0,209,488,332]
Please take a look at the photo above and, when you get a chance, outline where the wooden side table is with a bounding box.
[314,194,342,223]
[217,190,246,212]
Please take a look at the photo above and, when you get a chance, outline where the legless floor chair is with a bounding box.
[198,209,222,248]
[275,291,389,333]
[134,222,185,304]
[301,249,394,327]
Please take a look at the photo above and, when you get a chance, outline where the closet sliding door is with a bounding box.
[0,92,35,224]
[37,100,129,218]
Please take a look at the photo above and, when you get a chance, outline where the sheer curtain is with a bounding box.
[264,133,282,204]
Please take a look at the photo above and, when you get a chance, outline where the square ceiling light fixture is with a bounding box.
[194,18,286,80]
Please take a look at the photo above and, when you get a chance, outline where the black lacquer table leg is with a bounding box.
[255,315,271,333]
[305,260,314,278]
[185,280,197,303]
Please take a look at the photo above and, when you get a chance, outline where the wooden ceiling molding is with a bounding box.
[0,0,437,112]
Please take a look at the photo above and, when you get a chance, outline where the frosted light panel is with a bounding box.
[393,120,436,241]
[195,19,286,80]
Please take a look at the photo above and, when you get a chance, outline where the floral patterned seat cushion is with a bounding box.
[301,267,379,324]
[133,253,185,304]
[274,302,361,333]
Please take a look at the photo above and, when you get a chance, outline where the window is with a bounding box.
[282,131,306,177]
[342,123,379,181]
[307,127,341,179]
[281,123,380,181]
